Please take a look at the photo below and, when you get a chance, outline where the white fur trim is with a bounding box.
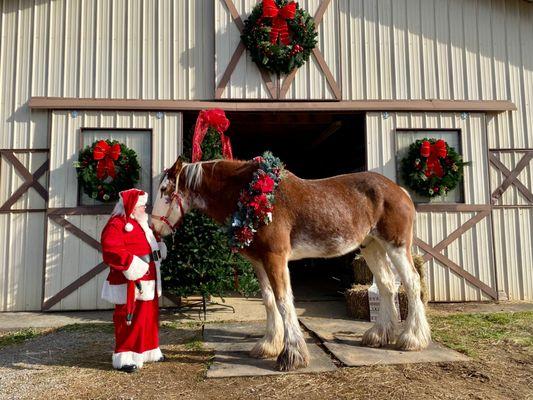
[112,347,163,369]
[137,192,148,207]
[156,263,162,297]
[101,280,157,304]
[123,256,149,280]
[159,241,168,260]
[124,222,134,232]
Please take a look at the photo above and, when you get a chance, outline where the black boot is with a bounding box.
[157,355,166,362]
[118,364,138,373]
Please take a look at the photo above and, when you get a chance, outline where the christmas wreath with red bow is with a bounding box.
[75,139,141,202]
[228,151,285,252]
[241,0,318,75]
[400,138,469,198]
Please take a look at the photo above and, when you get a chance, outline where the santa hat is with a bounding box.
[117,189,148,231]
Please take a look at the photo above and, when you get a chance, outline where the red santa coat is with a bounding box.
[100,215,167,369]
[101,216,164,304]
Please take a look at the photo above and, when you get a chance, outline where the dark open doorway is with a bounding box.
[183,111,366,300]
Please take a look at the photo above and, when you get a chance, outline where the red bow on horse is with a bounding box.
[420,139,447,178]
[262,0,296,45]
[93,140,121,180]
[191,109,233,162]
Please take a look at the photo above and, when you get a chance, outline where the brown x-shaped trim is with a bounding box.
[489,151,533,204]
[0,150,49,211]
[42,214,181,311]
[216,0,340,100]
[413,208,497,299]
[279,0,341,99]
[216,0,276,99]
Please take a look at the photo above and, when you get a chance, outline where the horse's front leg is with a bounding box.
[249,261,284,359]
[263,252,310,371]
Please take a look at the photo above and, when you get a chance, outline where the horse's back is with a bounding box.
[278,170,415,247]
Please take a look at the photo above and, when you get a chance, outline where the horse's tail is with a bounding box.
[412,254,428,305]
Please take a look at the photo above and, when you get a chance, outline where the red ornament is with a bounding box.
[93,140,121,180]
[191,109,233,162]
[252,174,275,193]
[420,139,447,178]
[262,0,296,45]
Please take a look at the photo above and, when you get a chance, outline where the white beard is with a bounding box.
[132,211,149,227]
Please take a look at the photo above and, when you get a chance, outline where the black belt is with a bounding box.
[139,250,161,263]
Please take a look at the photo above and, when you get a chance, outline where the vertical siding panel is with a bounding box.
[462,0,479,100]
[32,1,49,97]
[448,0,465,100]
[47,0,65,97]
[434,0,451,99]
[406,0,422,99]
[142,0,156,99]
[363,0,378,99]
[63,0,80,98]
[377,0,393,99]
[111,0,126,98]
[519,2,533,149]
[79,0,96,98]
[392,0,408,99]
[420,0,437,99]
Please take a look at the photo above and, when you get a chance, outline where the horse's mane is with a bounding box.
[181,159,258,191]
[181,162,205,190]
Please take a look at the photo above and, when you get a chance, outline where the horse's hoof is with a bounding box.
[250,338,283,359]
[361,324,394,348]
[275,343,310,371]
[396,330,430,351]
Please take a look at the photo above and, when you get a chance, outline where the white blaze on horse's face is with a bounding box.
[151,174,185,237]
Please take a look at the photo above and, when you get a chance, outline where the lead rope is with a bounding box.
[171,171,182,250]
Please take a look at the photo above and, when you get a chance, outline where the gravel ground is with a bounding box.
[0,315,532,400]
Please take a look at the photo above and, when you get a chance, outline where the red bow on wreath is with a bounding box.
[262,0,296,45]
[93,140,121,180]
[192,109,233,162]
[420,139,447,178]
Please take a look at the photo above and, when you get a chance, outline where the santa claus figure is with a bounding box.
[100,188,168,372]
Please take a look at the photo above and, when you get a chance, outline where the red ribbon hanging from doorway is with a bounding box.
[191,109,233,162]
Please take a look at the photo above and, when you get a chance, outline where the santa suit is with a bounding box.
[100,189,167,369]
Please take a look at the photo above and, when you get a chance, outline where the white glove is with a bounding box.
[159,241,168,260]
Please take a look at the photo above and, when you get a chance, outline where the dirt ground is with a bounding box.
[0,310,532,400]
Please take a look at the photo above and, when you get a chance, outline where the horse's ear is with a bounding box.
[172,157,184,175]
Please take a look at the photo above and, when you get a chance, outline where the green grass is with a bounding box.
[430,311,533,357]
[0,328,46,349]
[184,336,205,351]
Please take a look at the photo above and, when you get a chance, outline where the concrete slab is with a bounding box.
[300,317,470,367]
[204,322,337,378]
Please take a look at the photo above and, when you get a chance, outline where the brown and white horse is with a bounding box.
[151,158,431,371]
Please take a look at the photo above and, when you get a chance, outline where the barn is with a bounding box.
[0,0,531,312]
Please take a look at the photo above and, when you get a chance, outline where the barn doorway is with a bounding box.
[183,111,367,300]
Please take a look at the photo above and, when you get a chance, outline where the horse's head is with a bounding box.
[151,157,192,237]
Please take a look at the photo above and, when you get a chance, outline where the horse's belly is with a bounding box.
[289,236,360,261]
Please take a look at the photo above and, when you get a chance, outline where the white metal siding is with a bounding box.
[45,110,182,311]
[0,212,45,311]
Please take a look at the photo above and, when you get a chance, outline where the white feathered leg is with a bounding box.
[360,240,399,347]
[384,243,431,351]
[249,262,284,359]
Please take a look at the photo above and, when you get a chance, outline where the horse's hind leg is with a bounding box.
[382,241,431,351]
[360,239,399,347]
[249,261,284,359]
[263,252,309,371]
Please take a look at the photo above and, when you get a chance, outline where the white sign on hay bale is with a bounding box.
[368,259,402,323]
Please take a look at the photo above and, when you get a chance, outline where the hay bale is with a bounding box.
[345,285,409,321]
[345,285,370,320]
[413,254,429,306]
[352,257,373,285]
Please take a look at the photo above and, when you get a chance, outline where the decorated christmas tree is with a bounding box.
[160,110,259,318]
